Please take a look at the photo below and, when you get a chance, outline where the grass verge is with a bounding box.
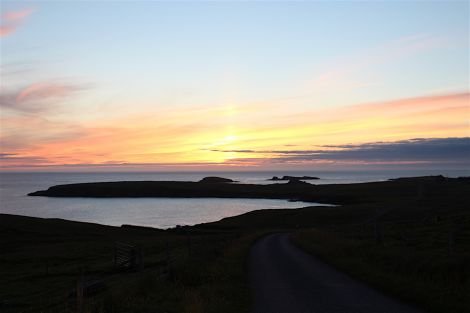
[291,216,470,313]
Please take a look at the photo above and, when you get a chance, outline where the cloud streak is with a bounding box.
[0,82,88,113]
[213,137,470,165]
[307,33,450,93]
[0,7,34,37]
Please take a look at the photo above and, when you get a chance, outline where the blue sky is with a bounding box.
[3,1,468,105]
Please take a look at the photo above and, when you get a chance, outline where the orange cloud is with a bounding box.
[0,7,34,37]
[1,91,468,169]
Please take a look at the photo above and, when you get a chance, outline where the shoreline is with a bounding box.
[2,175,469,312]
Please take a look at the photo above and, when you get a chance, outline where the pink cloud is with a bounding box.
[2,8,34,22]
[0,24,15,36]
[0,7,34,37]
[16,83,80,103]
[1,82,87,112]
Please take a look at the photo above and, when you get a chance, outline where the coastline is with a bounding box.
[27,175,468,205]
[2,176,469,312]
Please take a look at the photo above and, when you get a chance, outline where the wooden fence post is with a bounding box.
[448,227,455,256]
[76,272,84,313]
[447,219,460,256]
[113,244,117,268]
[187,232,191,258]
[374,218,383,245]
[166,240,170,269]
[137,247,144,271]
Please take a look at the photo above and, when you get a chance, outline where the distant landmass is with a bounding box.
[198,176,237,183]
[28,176,469,207]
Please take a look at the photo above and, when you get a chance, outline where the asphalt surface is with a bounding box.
[249,233,423,313]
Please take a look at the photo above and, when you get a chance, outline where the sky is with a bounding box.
[0,0,469,171]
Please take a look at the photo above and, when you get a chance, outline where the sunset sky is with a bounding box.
[1,1,469,171]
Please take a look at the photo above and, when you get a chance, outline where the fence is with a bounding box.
[113,242,144,271]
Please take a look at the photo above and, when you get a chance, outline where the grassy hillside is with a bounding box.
[292,215,470,313]
[2,176,469,312]
[0,214,264,313]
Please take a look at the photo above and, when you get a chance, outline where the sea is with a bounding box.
[0,169,467,229]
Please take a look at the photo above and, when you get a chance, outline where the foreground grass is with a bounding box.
[0,214,266,313]
[3,206,469,312]
[79,233,262,313]
[179,232,268,313]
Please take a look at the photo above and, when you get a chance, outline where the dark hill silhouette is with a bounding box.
[28,176,469,208]
[198,176,236,183]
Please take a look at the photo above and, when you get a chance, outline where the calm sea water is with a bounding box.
[0,170,467,229]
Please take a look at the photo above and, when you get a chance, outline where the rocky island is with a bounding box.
[198,176,237,183]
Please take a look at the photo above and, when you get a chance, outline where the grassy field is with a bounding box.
[2,176,469,312]
[291,216,470,313]
[0,214,267,313]
[289,179,470,313]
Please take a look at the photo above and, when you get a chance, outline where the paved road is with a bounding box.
[249,233,423,313]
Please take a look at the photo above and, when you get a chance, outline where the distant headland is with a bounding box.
[198,176,237,183]
[27,175,469,207]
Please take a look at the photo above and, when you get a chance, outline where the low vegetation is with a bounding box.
[0,213,269,313]
[2,176,469,312]
[292,217,470,313]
